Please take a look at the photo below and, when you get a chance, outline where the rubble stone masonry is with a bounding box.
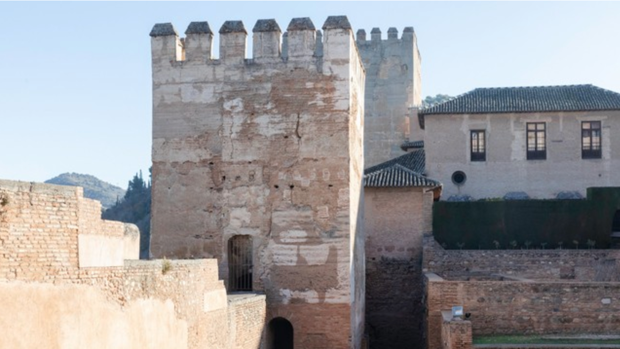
[426,272,620,349]
[150,16,365,348]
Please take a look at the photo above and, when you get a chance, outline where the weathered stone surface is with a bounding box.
[150,16,366,348]
[287,17,315,31]
[185,21,213,35]
[150,23,177,37]
[322,15,352,30]
[0,179,266,349]
[357,26,423,168]
[426,272,620,349]
[252,19,280,32]
[365,187,433,349]
[219,20,246,34]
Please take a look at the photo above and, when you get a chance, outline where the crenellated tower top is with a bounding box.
[149,16,356,66]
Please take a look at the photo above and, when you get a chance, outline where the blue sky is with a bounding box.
[1,2,619,188]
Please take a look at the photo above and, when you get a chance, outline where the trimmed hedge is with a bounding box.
[433,187,620,250]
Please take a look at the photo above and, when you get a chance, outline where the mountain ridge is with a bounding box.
[45,172,126,209]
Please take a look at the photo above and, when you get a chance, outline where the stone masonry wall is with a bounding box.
[424,110,620,200]
[425,272,620,349]
[441,312,473,349]
[0,180,137,280]
[423,235,620,281]
[357,26,422,168]
[364,187,433,349]
[150,16,365,348]
[0,179,266,349]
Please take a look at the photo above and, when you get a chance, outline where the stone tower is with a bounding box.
[357,27,422,168]
[149,16,365,348]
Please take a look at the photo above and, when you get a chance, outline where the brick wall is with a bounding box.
[441,312,473,349]
[423,235,620,281]
[425,272,620,349]
[365,187,433,349]
[0,181,81,280]
[0,179,266,349]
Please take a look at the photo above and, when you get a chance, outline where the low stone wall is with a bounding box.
[423,235,620,281]
[425,272,620,349]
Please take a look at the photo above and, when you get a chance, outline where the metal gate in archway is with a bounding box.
[228,235,253,292]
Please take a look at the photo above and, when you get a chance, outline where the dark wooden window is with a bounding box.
[470,130,486,161]
[228,235,252,292]
[526,122,546,160]
[582,121,602,159]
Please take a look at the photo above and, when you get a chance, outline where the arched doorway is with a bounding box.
[228,235,252,292]
[266,317,294,349]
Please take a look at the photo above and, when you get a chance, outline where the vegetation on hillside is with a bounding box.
[422,94,454,108]
[102,170,151,259]
[45,173,125,209]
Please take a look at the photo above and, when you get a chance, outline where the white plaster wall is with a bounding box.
[424,110,620,199]
[0,282,188,349]
[79,223,140,267]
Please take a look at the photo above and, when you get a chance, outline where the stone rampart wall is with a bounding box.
[425,272,620,349]
[423,235,620,281]
[0,179,266,349]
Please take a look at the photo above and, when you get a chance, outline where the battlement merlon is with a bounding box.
[253,19,281,62]
[287,17,316,60]
[356,26,417,44]
[185,22,213,62]
[149,16,360,68]
[219,21,247,63]
[150,23,184,66]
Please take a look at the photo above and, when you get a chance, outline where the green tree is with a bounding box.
[422,94,454,108]
[103,169,152,259]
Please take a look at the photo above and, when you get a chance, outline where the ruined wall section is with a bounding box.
[425,272,620,349]
[423,235,620,281]
[150,16,365,348]
[357,27,422,168]
[364,187,434,349]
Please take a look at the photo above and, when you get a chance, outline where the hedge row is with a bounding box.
[433,187,620,250]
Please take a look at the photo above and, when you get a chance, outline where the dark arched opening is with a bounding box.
[228,235,252,292]
[267,317,294,349]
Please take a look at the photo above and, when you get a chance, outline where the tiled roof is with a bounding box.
[419,84,620,116]
[364,164,441,188]
[400,140,424,151]
[365,150,426,175]
[364,150,441,188]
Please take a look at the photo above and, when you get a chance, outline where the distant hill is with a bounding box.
[45,173,125,209]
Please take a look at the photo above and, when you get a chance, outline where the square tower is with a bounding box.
[150,16,365,348]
